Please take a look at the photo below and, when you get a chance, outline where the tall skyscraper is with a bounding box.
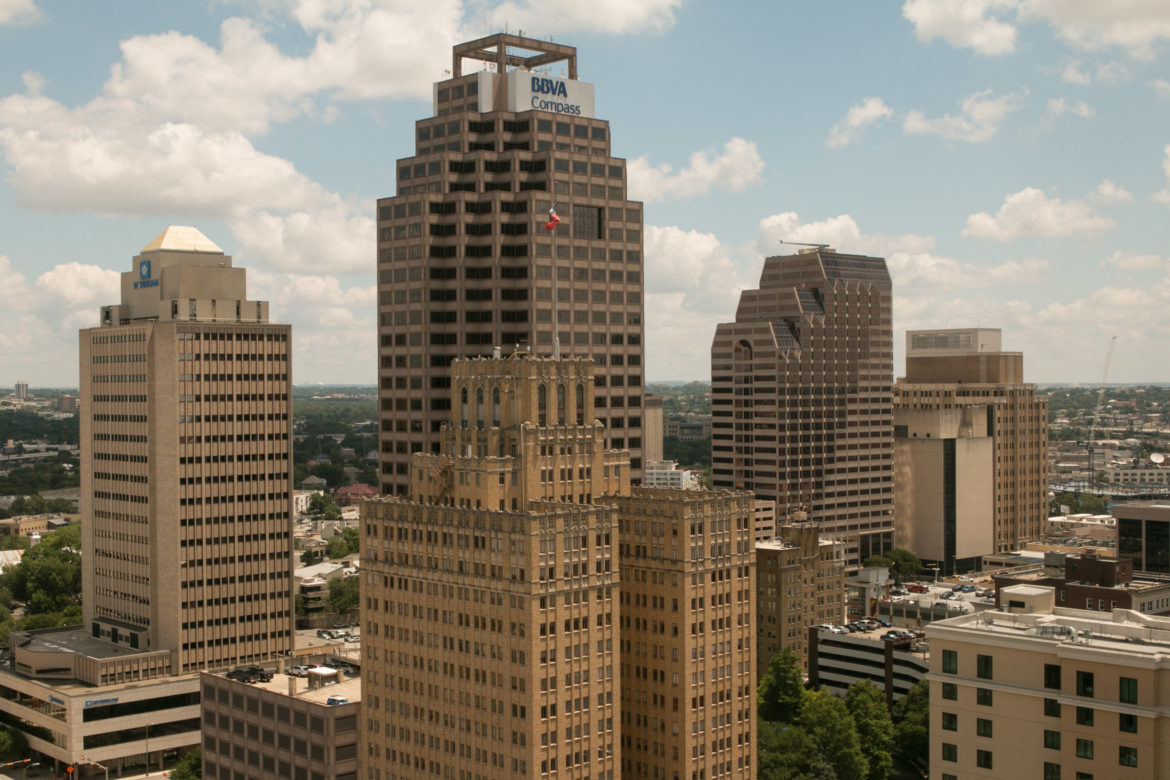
[896,328,1048,554]
[361,353,757,780]
[376,34,647,496]
[362,355,626,780]
[711,248,895,567]
[82,226,295,671]
[0,227,294,776]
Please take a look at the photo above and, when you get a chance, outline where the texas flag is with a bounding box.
[544,204,561,231]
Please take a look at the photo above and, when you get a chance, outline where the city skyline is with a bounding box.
[2,2,1169,386]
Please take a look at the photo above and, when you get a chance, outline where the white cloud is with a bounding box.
[229,200,374,275]
[1100,250,1164,271]
[487,0,682,35]
[1061,61,1092,84]
[963,183,1119,241]
[627,138,765,203]
[1091,180,1133,204]
[0,0,37,25]
[1020,0,1170,60]
[902,0,1018,56]
[1152,79,1170,97]
[248,269,377,383]
[1151,144,1170,204]
[1046,97,1095,118]
[903,88,1025,143]
[826,97,894,148]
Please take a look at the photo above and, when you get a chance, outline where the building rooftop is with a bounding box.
[14,626,158,660]
[247,671,362,705]
[929,605,1170,658]
[140,225,223,254]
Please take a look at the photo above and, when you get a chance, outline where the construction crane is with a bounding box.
[1085,336,1118,489]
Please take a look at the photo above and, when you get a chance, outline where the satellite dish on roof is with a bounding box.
[1151,453,1166,464]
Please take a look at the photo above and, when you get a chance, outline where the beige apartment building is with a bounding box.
[0,227,295,775]
[756,522,846,676]
[896,329,1048,555]
[376,34,646,496]
[711,248,895,568]
[928,585,1168,779]
[361,354,756,780]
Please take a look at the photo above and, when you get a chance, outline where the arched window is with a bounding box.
[460,388,468,428]
[557,383,566,425]
[476,388,484,428]
[576,384,585,425]
[492,388,501,426]
[538,384,547,426]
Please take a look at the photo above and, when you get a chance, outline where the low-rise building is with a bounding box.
[993,552,1170,616]
[641,460,700,490]
[927,585,1170,779]
[200,667,359,780]
[753,500,777,542]
[1116,501,1170,574]
[808,625,929,706]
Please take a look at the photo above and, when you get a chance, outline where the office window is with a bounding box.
[941,683,957,700]
[976,718,992,737]
[941,712,957,731]
[976,688,993,706]
[1075,739,1094,759]
[977,654,993,679]
[1119,712,1138,733]
[976,750,992,769]
[1044,698,1061,717]
[941,743,957,763]
[1044,663,1062,690]
[942,776,958,780]
[1076,707,1094,726]
[1119,676,1137,704]
[942,650,957,674]
[1075,774,1093,780]
[1119,746,1137,767]
[1044,763,1061,780]
[1077,671,1094,698]
[1044,730,1061,750]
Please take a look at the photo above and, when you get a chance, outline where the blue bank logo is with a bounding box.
[529,76,581,116]
[139,260,151,280]
[531,77,568,97]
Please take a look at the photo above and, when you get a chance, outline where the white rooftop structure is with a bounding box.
[141,225,223,254]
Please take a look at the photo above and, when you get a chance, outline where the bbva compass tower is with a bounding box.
[376,34,647,495]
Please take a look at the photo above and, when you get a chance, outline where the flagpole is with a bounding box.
[550,184,560,359]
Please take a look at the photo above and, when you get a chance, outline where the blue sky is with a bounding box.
[1,0,1168,387]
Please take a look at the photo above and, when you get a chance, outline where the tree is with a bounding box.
[169,747,202,779]
[308,493,333,515]
[328,576,359,615]
[892,680,929,773]
[845,680,894,780]
[862,555,893,570]
[886,549,923,583]
[341,526,360,554]
[757,721,835,780]
[800,691,868,780]
[324,537,350,560]
[757,648,806,724]
[0,724,27,761]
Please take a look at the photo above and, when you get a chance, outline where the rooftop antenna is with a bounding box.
[777,240,830,249]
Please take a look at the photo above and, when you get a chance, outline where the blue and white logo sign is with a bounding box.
[133,260,159,289]
[505,70,595,119]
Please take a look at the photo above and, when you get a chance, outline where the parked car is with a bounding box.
[344,634,360,643]
[287,665,309,677]
[960,584,976,593]
[317,629,335,640]
[939,591,958,600]
[907,583,928,593]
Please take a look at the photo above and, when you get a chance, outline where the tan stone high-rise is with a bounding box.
[896,328,1048,554]
[376,34,646,496]
[711,248,894,568]
[80,226,294,672]
[611,489,757,780]
[361,354,757,780]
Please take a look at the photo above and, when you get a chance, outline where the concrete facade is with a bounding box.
[711,248,895,568]
[928,591,1170,780]
[642,395,663,464]
[200,670,359,780]
[898,328,1049,555]
[376,34,646,496]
